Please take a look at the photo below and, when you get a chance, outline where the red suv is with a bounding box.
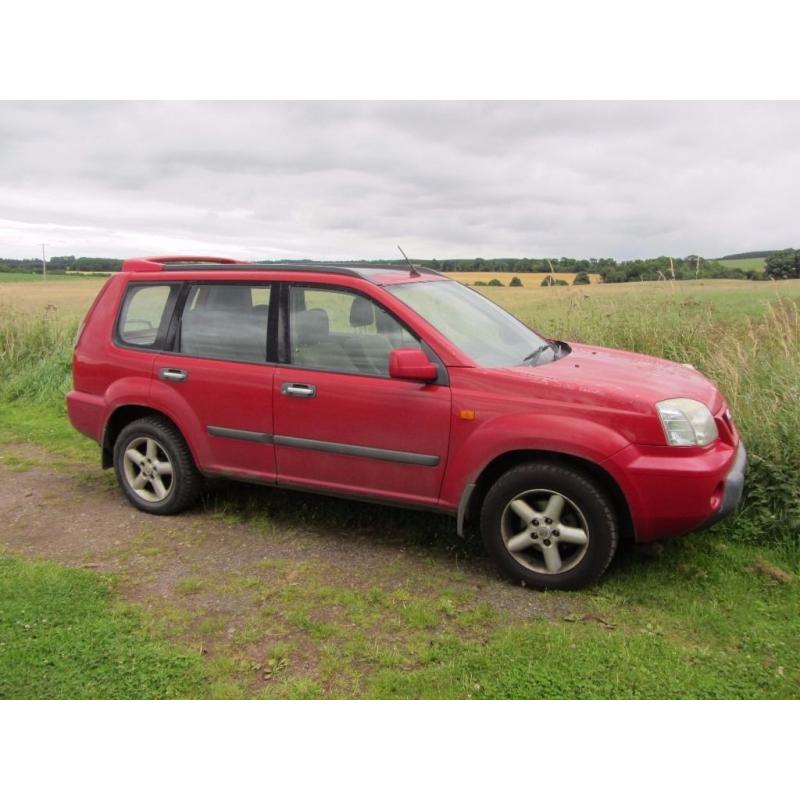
[67,255,746,589]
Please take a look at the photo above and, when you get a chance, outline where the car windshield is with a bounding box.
[386,279,551,367]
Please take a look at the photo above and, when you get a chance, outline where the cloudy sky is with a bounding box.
[1,101,798,262]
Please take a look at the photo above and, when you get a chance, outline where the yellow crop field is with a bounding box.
[448,271,600,287]
[0,275,109,318]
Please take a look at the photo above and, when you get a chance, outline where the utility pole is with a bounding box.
[40,243,47,281]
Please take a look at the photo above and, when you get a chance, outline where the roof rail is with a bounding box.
[122,255,243,272]
[120,255,446,280]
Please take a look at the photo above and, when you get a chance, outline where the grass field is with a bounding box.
[717,257,766,272]
[1,276,799,698]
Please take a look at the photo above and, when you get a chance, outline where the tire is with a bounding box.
[480,462,618,590]
[113,415,202,515]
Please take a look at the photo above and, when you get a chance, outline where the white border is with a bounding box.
[0,700,795,797]
[2,0,799,99]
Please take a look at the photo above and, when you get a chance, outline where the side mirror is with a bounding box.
[389,348,438,382]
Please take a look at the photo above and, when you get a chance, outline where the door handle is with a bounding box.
[281,382,316,398]
[159,367,188,382]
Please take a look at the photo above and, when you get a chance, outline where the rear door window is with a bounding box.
[179,283,271,363]
[118,284,178,347]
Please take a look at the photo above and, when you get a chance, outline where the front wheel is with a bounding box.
[113,416,202,515]
[480,462,619,590]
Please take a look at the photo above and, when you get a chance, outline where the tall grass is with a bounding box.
[1,294,798,547]
[0,307,77,404]
[529,292,800,546]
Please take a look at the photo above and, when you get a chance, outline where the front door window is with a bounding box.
[288,286,419,377]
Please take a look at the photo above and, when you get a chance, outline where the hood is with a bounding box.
[495,341,722,415]
[538,342,722,411]
[454,342,726,449]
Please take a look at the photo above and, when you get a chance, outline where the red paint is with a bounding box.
[121,255,243,272]
[67,256,742,543]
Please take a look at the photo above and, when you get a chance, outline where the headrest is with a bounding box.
[294,308,329,345]
[375,306,399,334]
[349,296,375,328]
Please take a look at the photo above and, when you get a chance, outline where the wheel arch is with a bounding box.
[462,449,634,541]
[101,404,186,468]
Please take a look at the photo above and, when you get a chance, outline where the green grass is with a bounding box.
[0,555,207,699]
[0,308,77,403]
[0,402,97,463]
[368,535,800,698]
[717,258,766,272]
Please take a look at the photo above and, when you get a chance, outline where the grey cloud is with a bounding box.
[0,101,799,261]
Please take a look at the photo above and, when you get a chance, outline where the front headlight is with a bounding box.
[656,398,718,447]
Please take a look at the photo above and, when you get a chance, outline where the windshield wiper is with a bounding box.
[522,342,556,364]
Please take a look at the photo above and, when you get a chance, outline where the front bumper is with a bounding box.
[696,441,747,531]
[603,437,747,543]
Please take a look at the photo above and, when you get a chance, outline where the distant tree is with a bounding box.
[602,267,629,283]
[509,275,523,287]
[765,249,800,279]
[573,271,591,285]
[720,250,779,260]
[473,280,488,286]
[541,275,568,287]
[750,271,770,281]
[487,278,504,286]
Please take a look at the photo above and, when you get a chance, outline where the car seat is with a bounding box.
[293,308,357,372]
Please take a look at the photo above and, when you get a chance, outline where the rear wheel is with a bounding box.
[480,462,618,589]
[113,416,202,515]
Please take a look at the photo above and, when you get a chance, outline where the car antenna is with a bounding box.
[397,245,422,277]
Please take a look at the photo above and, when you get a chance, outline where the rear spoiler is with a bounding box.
[122,255,243,273]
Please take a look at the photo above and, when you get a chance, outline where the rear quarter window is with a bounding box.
[118,284,177,347]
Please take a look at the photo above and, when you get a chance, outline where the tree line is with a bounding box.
[0,256,123,273]
[423,255,769,282]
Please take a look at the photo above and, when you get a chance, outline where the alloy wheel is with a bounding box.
[122,436,174,503]
[500,489,590,574]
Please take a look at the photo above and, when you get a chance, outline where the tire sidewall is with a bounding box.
[480,463,617,590]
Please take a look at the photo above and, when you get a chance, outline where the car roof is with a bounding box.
[121,256,451,286]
